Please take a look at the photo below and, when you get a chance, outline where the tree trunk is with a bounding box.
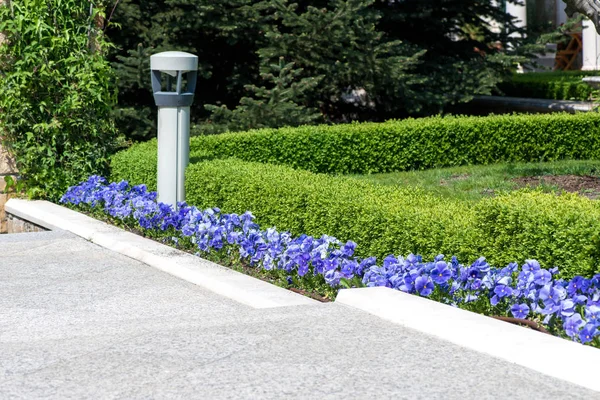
[563,0,600,33]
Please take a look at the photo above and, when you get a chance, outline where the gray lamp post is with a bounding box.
[150,51,198,208]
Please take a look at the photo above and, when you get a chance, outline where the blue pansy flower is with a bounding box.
[324,270,341,287]
[523,260,541,273]
[579,323,599,344]
[585,305,600,324]
[534,269,552,286]
[560,299,576,318]
[510,304,529,319]
[415,276,434,297]
[431,261,452,284]
[564,314,585,338]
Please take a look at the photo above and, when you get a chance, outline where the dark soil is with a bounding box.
[289,288,330,303]
[512,175,600,199]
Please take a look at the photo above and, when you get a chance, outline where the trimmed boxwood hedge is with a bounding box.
[114,113,600,178]
[184,113,600,175]
[111,139,158,191]
[186,159,479,262]
[111,154,478,260]
[497,72,595,101]
[475,191,600,278]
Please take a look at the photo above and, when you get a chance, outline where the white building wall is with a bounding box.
[506,1,528,35]
[582,18,600,70]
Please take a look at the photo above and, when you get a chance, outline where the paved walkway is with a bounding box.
[0,231,596,399]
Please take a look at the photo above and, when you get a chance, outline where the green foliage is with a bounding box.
[257,0,425,120]
[107,0,526,140]
[107,0,266,140]
[371,0,525,113]
[111,44,156,141]
[0,0,119,200]
[197,57,323,135]
[475,190,600,278]
[185,113,600,175]
[110,138,158,190]
[110,156,600,278]
[516,15,584,71]
[497,72,596,101]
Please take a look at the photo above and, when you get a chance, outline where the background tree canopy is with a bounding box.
[106,0,526,140]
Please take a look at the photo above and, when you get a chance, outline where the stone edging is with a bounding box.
[5,212,47,233]
[0,144,18,233]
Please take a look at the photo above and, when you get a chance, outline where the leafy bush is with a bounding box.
[119,113,600,176]
[475,191,600,279]
[0,1,119,199]
[120,114,600,177]
[185,113,600,175]
[62,176,600,347]
[111,139,158,191]
[185,159,478,261]
[497,72,596,101]
[111,155,600,278]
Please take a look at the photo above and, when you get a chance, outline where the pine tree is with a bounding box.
[371,0,526,113]
[201,57,322,134]
[111,44,155,141]
[258,0,424,120]
[105,0,530,139]
[106,0,266,140]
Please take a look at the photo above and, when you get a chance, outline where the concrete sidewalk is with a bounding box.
[0,231,596,399]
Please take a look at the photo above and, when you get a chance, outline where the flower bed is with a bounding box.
[61,176,600,348]
[111,157,600,279]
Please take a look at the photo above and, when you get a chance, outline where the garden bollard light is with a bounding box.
[150,51,198,209]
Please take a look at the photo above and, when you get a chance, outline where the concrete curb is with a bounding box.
[336,287,600,392]
[5,199,317,309]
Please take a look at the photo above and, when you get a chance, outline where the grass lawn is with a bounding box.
[351,160,600,202]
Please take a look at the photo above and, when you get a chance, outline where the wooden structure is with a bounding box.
[554,32,583,71]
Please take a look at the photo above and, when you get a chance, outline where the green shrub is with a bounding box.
[120,114,600,177]
[0,1,119,199]
[497,72,595,101]
[110,139,158,190]
[111,156,478,261]
[111,155,600,278]
[186,113,600,175]
[475,190,600,279]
